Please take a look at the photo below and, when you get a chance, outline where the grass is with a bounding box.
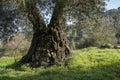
[0,47,120,80]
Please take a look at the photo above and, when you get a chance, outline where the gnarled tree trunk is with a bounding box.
[20,0,71,67]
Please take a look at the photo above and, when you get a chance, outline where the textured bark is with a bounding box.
[48,1,71,66]
[20,0,71,67]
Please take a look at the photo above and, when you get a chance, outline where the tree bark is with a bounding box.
[20,0,71,67]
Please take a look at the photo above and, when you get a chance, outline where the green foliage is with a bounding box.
[0,47,120,80]
[67,15,117,49]
[104,7,120,44]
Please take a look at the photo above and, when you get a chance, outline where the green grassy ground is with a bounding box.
[0,47,120,80]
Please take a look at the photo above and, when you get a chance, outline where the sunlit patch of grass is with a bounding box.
[70,47,120,67]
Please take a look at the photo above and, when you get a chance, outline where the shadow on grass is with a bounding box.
[0,62,120,80]
[5,61,23,71]
[0,61,29,72]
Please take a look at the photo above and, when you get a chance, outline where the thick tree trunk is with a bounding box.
[20,0,71,67]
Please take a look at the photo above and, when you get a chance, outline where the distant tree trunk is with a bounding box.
[20,0,71,67]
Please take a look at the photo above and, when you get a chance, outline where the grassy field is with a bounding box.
[0,47,120,80]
